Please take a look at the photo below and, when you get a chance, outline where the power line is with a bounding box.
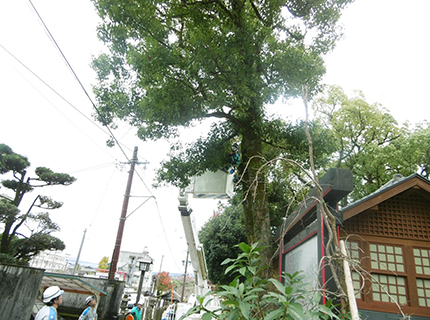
[0,44,107,135]
[25,1,184,272]
[0,44,121,162]
[68,162,116,174]
[27,0,131,162]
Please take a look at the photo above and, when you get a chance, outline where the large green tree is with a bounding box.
[91,0,352,274]
[313,85,424,202]
[402,121,430,179]
[0,144,75,265]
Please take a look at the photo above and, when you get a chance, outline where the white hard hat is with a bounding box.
[138,300,144,305]
[85,295,96,305]
[43,286,64,303]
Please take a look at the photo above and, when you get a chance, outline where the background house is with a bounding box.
[117,250,154,296]
[29,250,69,273]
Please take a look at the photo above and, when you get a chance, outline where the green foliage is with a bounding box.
[401,121,430,178]
[91,0,352,275]
[313,85,425,202]
[0,252,22,265]
[98,256,109,270]
[0,143,75,264]
[34,167,76,186]
[182,242,348,320]
[199,201,248,285]
[11,233,65,262]
[0,143,29,174]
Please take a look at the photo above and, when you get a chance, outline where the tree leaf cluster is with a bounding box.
[0,143,75,265]
[98,256,109,270]
[313,85,430,202]
[183,242,349,320]
[155,271,174,295]
[199,200,248,285]
[91,0,352,277]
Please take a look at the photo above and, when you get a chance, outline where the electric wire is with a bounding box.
[131,163,183,272]
[0,43,119,161]
[0,42,135,159]
[88,165,119,229]
[26,0,183,272]
[68,162,116,174]
[27,0,131,162]
[0,43,105,136]
[152,197,183,272]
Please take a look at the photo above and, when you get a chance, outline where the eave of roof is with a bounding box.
[341,173,430,220]
[41,273,109,296]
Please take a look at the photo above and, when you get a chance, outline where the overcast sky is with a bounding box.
[1,0,429,274]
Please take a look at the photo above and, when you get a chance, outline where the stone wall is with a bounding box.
[0,264,45,319]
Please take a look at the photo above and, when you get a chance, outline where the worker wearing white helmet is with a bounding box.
[78,295,98,320]
[35,286,64,320]
[130,301,143,320]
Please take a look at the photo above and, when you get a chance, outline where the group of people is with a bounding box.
[34,286,98,320]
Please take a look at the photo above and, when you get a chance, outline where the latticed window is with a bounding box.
[341,189,430,317]
[345,239,430,315]
[345,241,362,300]
[414,248,430,307]
[369,243,404,272]
[414,248,430,276]
[416,279,430,307]
[369,243,407,305]
[371,274,407,304]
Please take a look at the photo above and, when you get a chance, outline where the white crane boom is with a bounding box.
[178,192,210,297]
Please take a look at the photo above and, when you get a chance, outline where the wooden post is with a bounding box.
[340,240,360,320]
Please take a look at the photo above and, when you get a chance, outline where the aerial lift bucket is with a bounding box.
[184,170,234,199]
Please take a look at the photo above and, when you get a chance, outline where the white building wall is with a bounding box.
[29,250,69,272]
[118,250,154,294]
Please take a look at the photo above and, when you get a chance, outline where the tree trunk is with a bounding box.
[0,222,13,254]
[239,112,273,278]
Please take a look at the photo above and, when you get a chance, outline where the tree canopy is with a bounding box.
[0,143,76,265]
[98,256,109,270]
[200,85,430,282]
[155,271,173,295]
[313,85,429,202]
[91,0,352,274]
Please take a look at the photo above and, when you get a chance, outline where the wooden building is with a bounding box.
[280,171,430,319]
[340,173,430,319]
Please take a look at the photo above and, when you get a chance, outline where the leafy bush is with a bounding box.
[182,242,350,320]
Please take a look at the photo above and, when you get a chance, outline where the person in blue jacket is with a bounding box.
[79,295,98,320]
[130,301,143,320]
[35,286,64,320]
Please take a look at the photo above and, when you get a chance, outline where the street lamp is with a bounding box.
[136,257,153,305]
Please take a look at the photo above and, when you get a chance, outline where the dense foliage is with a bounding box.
[313,85,430,202]
[91,0,352,275]
[183,242,349,320]
[200,85,430,283]
[199,200,247,285]
[0,143,75,265]
[98,256,109,269]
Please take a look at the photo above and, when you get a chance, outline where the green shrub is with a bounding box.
[182,242,350,320]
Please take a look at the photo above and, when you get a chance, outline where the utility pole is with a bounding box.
[73,228,86,275]
[154,255,163,295]
[108,147,138,280]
